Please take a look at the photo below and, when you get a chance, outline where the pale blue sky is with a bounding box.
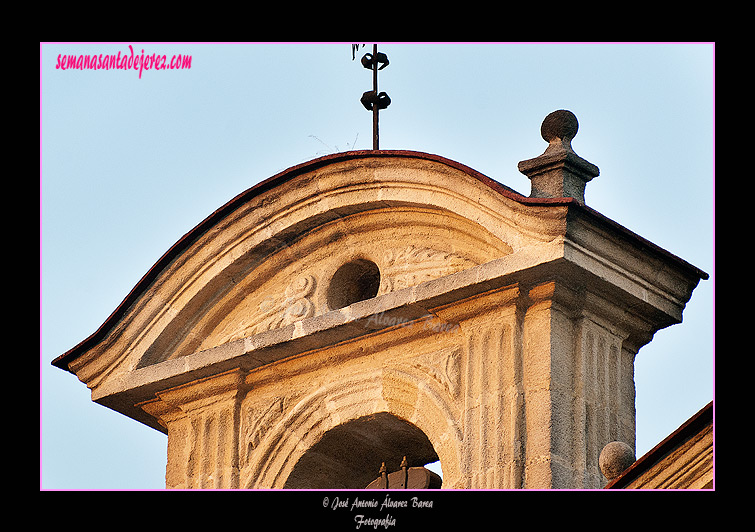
[40,42,714,489]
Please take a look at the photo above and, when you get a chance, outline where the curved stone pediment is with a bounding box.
[60,152,555,395]
[55,150,706,446]
[156,206,510,363]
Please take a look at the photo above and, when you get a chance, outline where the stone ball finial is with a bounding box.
[541,109,579,144]
[599,441,636,481]
[518,109,598,205]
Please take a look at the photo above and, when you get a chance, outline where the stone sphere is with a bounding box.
[541,109,579,143]
[599,441,636,480]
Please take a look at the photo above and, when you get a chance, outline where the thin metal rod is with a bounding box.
[372,44,379,150]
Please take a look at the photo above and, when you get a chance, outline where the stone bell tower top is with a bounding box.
[518,109,600,205]
[53,109,708,489]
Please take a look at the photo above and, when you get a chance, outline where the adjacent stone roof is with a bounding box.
[604,401,713,489]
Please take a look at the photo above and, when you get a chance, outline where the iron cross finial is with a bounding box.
[353,43,391,150]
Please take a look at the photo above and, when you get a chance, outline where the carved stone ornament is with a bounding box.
[221,274,316,344]
[381,245,477,292]
[406,347,462,399]
[243,397,286,464]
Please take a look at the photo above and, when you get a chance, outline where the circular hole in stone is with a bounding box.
[327,259,380,310]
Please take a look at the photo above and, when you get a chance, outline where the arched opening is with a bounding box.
[327,259,380,310]
[283,412,440,489]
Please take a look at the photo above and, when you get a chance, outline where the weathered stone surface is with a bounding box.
[55,141,707,489]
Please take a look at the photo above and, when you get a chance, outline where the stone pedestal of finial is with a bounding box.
[518,110,599,205]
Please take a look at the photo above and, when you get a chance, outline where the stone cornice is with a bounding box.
[92,228,700,433]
